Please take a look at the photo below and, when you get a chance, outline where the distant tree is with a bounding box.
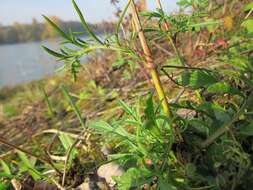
[4,27,19,43]
[13,22,27,42]
[0,17,115,44]
[0,22,3,43]
[29,18,42,41]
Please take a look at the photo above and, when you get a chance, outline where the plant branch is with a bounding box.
[162,65,213,73]
[201,94,252,148]
[155,0,186,66]
[130,0,172,118]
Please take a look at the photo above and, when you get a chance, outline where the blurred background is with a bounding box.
[0,0,178,88]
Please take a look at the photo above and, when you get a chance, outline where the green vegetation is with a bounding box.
[0,0,253,189]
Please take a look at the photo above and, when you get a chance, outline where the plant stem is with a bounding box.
[155,0,186,66]
[155,0,169,30]
[130,0,172,118]
[201,94,252,148]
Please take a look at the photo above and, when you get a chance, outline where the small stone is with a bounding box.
[97,162,124,186]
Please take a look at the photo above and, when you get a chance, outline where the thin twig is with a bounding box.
[153,43,173,56]
[162,65,213,73]
[245,8,253,19]
[161,67,183,86]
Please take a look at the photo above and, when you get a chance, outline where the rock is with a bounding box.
[177,109,196,119]
[33,181,58,190]
[75,175,109,190]
[75,182,92,190]
[97,162,124,186]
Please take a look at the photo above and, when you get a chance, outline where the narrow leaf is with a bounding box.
[72,0,104,45]
[61,84,86,128]
[42,46,67,58]
[42,15,71,41]
[116,0,131,45]
[0,160,11,175]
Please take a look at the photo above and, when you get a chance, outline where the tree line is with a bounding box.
[0,17,115,44]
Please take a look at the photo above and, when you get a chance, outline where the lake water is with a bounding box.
[0,40,64,88]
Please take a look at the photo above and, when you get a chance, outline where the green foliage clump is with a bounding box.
[1,0,253,190]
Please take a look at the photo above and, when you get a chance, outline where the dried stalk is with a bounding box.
[130,0,172,118]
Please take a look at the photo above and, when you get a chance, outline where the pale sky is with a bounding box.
[0,0,179,25]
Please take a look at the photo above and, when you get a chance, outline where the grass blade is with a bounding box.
[41,87,55,116]
[61,84,86,128]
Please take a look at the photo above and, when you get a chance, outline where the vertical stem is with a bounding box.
[130,0,172,118]
[156,0,169,30]
[155,0,186,66]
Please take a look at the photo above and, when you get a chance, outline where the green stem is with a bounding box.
[130,0,173,118]
[201,96,250,148]
[155,0,186,66]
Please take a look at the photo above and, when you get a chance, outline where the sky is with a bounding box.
[0,0,179,26]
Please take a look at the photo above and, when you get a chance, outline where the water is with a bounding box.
[0,40,64,88]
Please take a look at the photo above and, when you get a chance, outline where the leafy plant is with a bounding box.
[40,0,253,189]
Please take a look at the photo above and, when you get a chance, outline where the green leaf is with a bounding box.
[159,180,177,190]
[189,119,209,136]
[118,100,136,119]
[114,168,151,190]
[185,163,196,177]
[43,15,71,41]
[180,70,218,89]
[72,0,104,45]
[0,172,12,178]
[0,183,10,190]
[59,133,74,151]
[116,0,131,45]
[90,120,135,140]
[190,20,221,29]
[242,19,253,33]
[61,84,86,128]
[42,46,67,59]
[243,2,253,12]
[0,160,11,176]
[207,82,241,95]
[58,133,78,162]
[41,87,55,116]
[238,122,253,136]
[177,0,192,8]
[144,93,157,129]
[212,103,231,124]
[112,58,126,68]
[17,151,41,180]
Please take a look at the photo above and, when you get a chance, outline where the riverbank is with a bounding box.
[1,1,253,189]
